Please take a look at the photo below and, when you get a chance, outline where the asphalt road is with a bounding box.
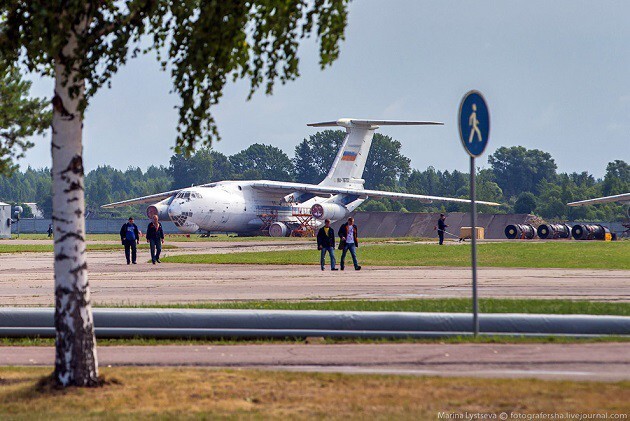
[1,241,628,305]
[1,343,628,381]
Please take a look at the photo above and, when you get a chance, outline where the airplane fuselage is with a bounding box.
[159,181,363,234]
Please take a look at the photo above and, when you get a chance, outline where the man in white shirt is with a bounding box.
[337,217,361,271]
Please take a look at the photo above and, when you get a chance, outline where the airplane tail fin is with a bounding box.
[307,119,442,189]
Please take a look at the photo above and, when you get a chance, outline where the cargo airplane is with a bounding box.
[102,119,500,236]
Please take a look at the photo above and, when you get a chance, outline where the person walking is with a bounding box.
[47,223,53,238]
[146,214,165,264]
[120,217,140,264]
[317,218,338,271]
[437,213,448,245]
[338,216,361,271]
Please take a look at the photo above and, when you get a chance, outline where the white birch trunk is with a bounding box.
[52,28,98,387]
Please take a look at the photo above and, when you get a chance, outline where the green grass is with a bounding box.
[103,298,630,316]
[6,233,125,241]
[4,233,434,243]
[0,243,176,253]
[161,241,630,269]
[5,233,315,242]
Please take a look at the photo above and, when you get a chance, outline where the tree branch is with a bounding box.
[93,0,158,39]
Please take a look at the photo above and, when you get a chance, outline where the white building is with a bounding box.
[23,202,44,219]
[0,202,11,238]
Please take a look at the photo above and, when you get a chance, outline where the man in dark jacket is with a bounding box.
[337,216,361,271]
[437,213,448,245]
[146,214,165,264]
[317,219,338,271]
[120,217,140,264]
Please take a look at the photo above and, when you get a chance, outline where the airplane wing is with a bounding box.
[101,182,222,208]
[250,181,500,206]
[567,193,630,206]
[101,189,182,208]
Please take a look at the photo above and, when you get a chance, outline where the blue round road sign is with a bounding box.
[458,91,490,157]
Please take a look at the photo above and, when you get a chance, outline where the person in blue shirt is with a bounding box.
[120,217,140,264]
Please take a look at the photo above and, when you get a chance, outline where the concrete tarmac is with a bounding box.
[1,343,628,381]
[0,241,629,305]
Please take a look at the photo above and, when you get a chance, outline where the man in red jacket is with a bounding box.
[337,217,361,271]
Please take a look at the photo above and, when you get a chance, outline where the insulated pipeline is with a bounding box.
[1,308,628,338]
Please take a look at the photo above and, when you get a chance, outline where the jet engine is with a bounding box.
[310,203,349,221]
[269,222,290,237]
[146,197,173,221]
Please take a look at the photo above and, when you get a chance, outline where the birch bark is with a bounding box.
[51,26,98,387]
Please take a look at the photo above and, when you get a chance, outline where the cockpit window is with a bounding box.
[176,191,203,199]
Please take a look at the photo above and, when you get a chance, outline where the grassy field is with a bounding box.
[3,233,436,243]
[0,243,176,253]
[109,298,630,316]
[5,233,227,242]
[0,367,627,419]
[4,233,315,242]
[161,241,630,269]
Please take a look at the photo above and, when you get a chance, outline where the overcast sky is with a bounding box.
[20,0,630,179]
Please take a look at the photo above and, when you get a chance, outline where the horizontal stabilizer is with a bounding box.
[307,118,443,128]
[307,121,339,127]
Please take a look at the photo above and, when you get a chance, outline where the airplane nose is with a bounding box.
[167,201,180,217]
[168,200,195,229]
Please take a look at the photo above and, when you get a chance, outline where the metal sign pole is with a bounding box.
[458,90,489,338]
[470,156,479,336]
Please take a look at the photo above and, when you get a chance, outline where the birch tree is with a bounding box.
[0,0,349,387]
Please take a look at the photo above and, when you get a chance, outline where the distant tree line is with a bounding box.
[1,130,628,221]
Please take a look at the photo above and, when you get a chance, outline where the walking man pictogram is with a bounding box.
[468,103,483,143]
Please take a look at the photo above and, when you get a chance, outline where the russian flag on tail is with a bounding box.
[341,151,357,161]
